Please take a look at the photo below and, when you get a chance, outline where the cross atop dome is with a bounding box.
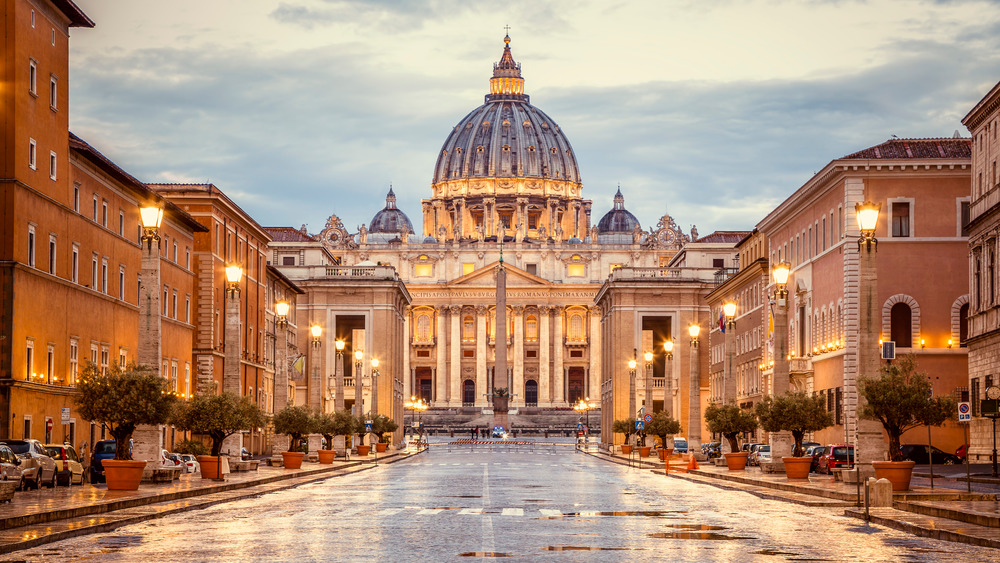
[488,32,528,103]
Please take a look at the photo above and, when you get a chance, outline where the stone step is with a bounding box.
[894,500,1000,528]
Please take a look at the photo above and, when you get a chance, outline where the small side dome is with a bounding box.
[567,236,582,244]
[597,188,640,233]
[368,187,415,244]
[423,235,438,244]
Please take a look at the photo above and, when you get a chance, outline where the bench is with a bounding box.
[143,467,182,483]
[0,481,16,503]
[267,455,283,467]
[229,460,260,472]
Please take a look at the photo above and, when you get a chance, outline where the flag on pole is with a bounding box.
[719,308,726,333]
[291,354,305,375]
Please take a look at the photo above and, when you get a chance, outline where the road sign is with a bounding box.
[643,414,652,423]
[61,407,70,424]
[881,341,895,360]
[365,421,373,433]
[958,402,971,422]
[577,423,583,430]
[635,420,644,431]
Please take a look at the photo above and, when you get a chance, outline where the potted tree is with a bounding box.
[704,403,758,470]
[356,414,372,456]
[611,418,637,454]
[314,411,337,464]
[272,405,315,469]
[860,355,954,491]
[332,410,358,456]
[373,414,399,452]
[171,392,266,479]
[646,411,682,461]
[75,363,175,490]
[755,392,833,479]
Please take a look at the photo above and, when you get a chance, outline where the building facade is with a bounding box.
[963,79,1000,462]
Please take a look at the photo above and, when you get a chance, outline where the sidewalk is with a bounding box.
[0,448,422,555]
[585,448,1000,549]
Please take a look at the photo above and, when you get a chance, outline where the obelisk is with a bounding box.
[493,237,509,432]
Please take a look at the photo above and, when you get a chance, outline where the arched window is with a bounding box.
[890,303,912,348]
[568,314,584,341]
[526,315,538,341]
[416,315,431,342]
[960,303,969,345]
[463,315,475,341]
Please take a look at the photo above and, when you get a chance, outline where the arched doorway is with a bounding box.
[568,367,585,404]
[463,379,476,406]
[525,380,538,406]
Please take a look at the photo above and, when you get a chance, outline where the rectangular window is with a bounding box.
[463,263,476,276]
[184,363,191,397]
[119,348,127,368]
[526,350,537,358]
[119,266,125,300]
[185,248,191,270]
[27,225,36,268]
[119,211,125,236]
[23,417,31,440]
[25,340,34,379]
[567,264,585,277]
[90,343,98,366]
[71,244,79,283]
[28,138,37,169]
[415,263,433,277]
[101,258,108,294]
[49,151,57,180]
[29,59,37,95]
[185,296,191,323]
[891,201,911,237]
[46,345,54,384]
[172,290,178,318]
[69,339,79,385]
[172,242,178,263]
[50,75,58,109]
[960,200,971,237]
[100,346,109,374]
[822,217,827,249]
[48,235,56,275]
[463,350,475,358]
[92,195,98,221]
[102,201,108,228]
[163,286,168,315]
[73,184,80,212]
[282,256,295,266]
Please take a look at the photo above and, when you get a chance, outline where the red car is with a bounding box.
[816,445,854,474]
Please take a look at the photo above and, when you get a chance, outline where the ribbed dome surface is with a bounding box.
[597,189,640,233]
[369,188,414,234]
[432,36,580,185]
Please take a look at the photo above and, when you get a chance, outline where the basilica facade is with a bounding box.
[267,36,721,418]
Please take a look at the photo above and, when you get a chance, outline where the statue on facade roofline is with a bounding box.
[358,223,368,244]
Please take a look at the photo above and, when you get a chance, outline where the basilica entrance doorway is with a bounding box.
[463,379,476,406]
[415,367,432,402]
[568,367,585,404]
[524,380,538,406]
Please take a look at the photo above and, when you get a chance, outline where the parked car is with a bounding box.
[745,443,766,466]
[673,438,688,454]
[161,449,184,471]
[90,439,118,484]
[751,445,771,465]
[955,443,970,461]
[179,454,200,474]
[0,444,24,487]
[816,445,854,474]
[166,452,188,473]
[44,444,85,485]
[805,445,826,472]
[702,442,721,458]
[899,444,961,465]
[0,439,58,489]
[800,441,820,453]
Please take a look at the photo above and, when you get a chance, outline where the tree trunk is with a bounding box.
[724,433,740,453]
[112,426,134,460]
[887,431,902,462]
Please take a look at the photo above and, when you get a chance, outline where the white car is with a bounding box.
[179,454,200,474]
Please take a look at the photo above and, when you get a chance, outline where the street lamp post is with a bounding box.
[272,300,290,453]
[371,357,380,417]
[769,261,793,465]
[722,301,737,403]
[855,200,885,478]
[335,339,345,412]
[222,264,243,456]
[663,340,674,418]
[628,350,637,424]
[688,324,702,457]
[573,397,596,449]
[309,325,322,412]
[135,205,165,471]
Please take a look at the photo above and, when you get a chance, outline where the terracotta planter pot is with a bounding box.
[724,452,749,471]
[317,450,335,464]
[281,451,305,469]
[375,442,388,453]
[659,448,674,461]
[357,445,371,456]
[102,459,146,490]
[197,455,223,479]
[782,456,813,479]
[872,460,916,491]
[621,445,632,455]
[639,446,651,457]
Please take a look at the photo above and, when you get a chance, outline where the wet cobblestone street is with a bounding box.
[18,442,1000,562]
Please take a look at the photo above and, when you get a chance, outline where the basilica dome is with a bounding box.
[432,35,581,186]
[597,189,640,233]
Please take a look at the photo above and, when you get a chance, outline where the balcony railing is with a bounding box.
[713,267,739,286]
[344,377,355,388]
[323,265,400,280]
[608,266,720,283]
[651,378,665,388]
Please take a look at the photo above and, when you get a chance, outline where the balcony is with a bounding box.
[564,336,589,348]
[344,377,355,388]
[651,378,665,388]
[323,265,400,280]
[713,267,739,286]
[412,337,436,348]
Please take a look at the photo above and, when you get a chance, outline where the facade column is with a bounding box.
[538,306,551,406]
[435,307,448,405]
[402,307,411,400]
[512,306,524,407]
[449,306,462,406]
[475,306,488,406]
[589,306,601,404]
[221,277,244,457]
[134,227,164,475]
[552,307,564,405]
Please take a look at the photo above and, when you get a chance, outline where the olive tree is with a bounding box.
[171,392,267,456]
[755,392,833,457]
[273,405,316,452]
[645,411,682,449]
[704,403,758,454]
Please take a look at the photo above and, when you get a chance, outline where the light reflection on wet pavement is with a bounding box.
[17,443,1000,562]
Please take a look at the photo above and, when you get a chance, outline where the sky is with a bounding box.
[68,0,1000,237]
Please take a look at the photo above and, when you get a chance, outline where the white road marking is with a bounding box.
[539,509,562,517]
[378,508,403,516]
[458,508,483,515]
[501,508,523,516]
[417,508,443,515]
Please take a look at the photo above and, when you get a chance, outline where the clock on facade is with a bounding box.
[987,385,1000,400]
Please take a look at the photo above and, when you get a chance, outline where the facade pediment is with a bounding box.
[451,261,549,286]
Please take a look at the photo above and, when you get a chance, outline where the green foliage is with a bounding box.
[755,392,834,457]
[334,411,362,436]
[370,413,399,444]
[75,362,176,460]
[273,405,316,451]
[175,439,209,457]
[313,411,338,445]
[645,411,682,446]
[704,403,758,453]
[860,355,955,461]
[171,392,267,456]
[611,418,637,441]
